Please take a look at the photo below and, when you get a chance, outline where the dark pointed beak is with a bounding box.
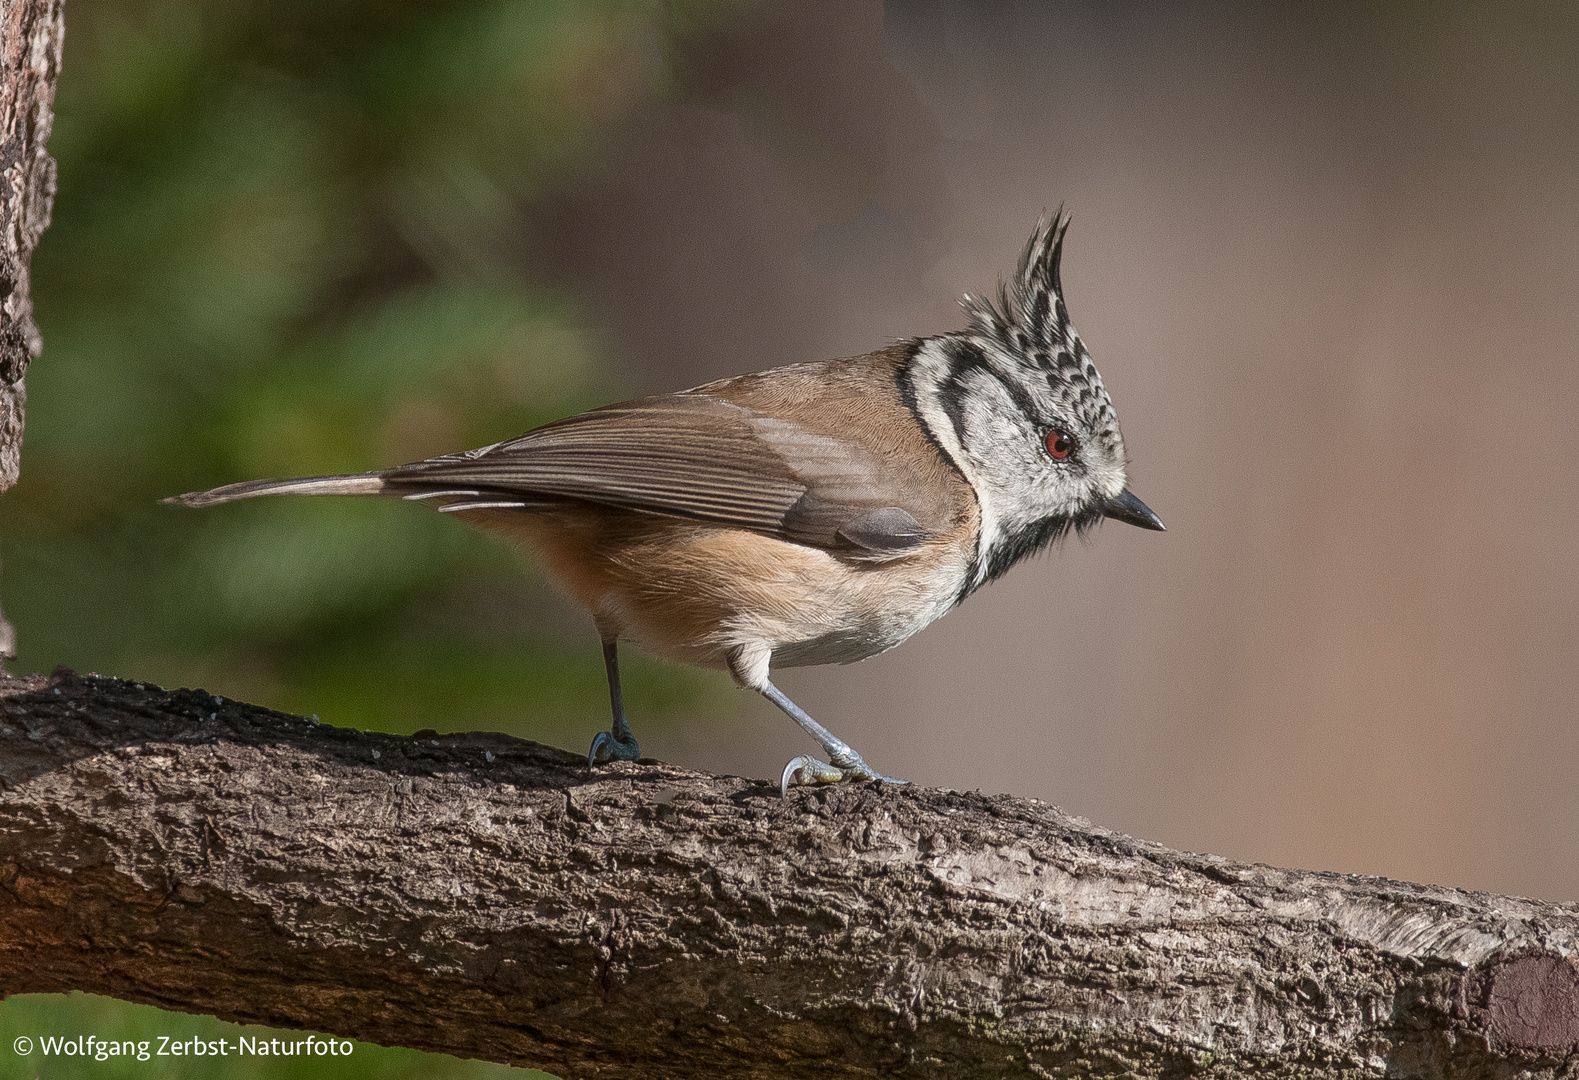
[1102,489,1165,531]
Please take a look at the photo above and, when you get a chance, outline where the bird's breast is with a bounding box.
[760,551,969,668]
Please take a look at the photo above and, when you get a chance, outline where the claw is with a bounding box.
[780,755,846,794]
[779,753,908,797]
[588,730,640,768]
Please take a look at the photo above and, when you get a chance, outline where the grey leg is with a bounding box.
[588,640,641,767]
[755,679,907,796]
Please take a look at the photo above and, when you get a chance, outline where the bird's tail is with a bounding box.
[163,473,387,508]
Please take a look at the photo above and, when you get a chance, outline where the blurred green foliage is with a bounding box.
[2,0,748,1075]
[7,0,747,727]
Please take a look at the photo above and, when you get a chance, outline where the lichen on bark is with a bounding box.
[0,0,61,491]
[0,0,63,660]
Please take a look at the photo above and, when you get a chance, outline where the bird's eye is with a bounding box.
[1044,428,1075,460]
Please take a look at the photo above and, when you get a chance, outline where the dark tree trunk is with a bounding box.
[3,669,1578,1079]
[0,0,63,658]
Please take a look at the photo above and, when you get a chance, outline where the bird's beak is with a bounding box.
[1102,489,1165,531]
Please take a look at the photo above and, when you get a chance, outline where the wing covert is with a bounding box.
[383,393,934,555]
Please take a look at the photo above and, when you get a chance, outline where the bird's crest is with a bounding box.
[960,209,1072,355]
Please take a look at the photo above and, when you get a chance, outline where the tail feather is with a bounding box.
[163,473,387,508]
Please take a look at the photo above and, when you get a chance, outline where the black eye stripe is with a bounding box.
[936,340,1040,445]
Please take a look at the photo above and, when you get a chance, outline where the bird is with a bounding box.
[166,213,1163,795]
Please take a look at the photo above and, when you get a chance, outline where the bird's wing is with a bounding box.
[383,393,932,557]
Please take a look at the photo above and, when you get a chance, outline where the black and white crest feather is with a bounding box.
[962,211,1071,352]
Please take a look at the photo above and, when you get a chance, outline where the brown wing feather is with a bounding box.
[383,393,930,555]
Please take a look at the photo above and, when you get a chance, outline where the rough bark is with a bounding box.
[2,669,1579,1079]
[0,0,63,658]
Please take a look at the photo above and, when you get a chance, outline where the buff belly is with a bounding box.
[456,505,970,672]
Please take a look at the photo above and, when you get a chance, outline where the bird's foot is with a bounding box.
[779,751,907,797]
[588,730,640,768]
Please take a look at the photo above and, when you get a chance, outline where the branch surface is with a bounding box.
[2,670,1578,1079]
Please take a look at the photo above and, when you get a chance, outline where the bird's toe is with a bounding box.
[588,731,641,768]
[780,754,908,796]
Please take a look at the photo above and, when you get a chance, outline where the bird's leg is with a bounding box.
[757,680,906,795]
[727,645,904,795]
[588,639,641,767]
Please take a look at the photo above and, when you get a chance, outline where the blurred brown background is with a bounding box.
[537,0,1579,902]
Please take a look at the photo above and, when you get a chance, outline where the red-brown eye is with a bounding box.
[1045,428,1074,460]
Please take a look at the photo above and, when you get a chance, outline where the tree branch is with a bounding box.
[2,669,1578,1078]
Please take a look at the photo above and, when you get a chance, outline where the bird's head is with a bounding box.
[904,212,1163,593]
